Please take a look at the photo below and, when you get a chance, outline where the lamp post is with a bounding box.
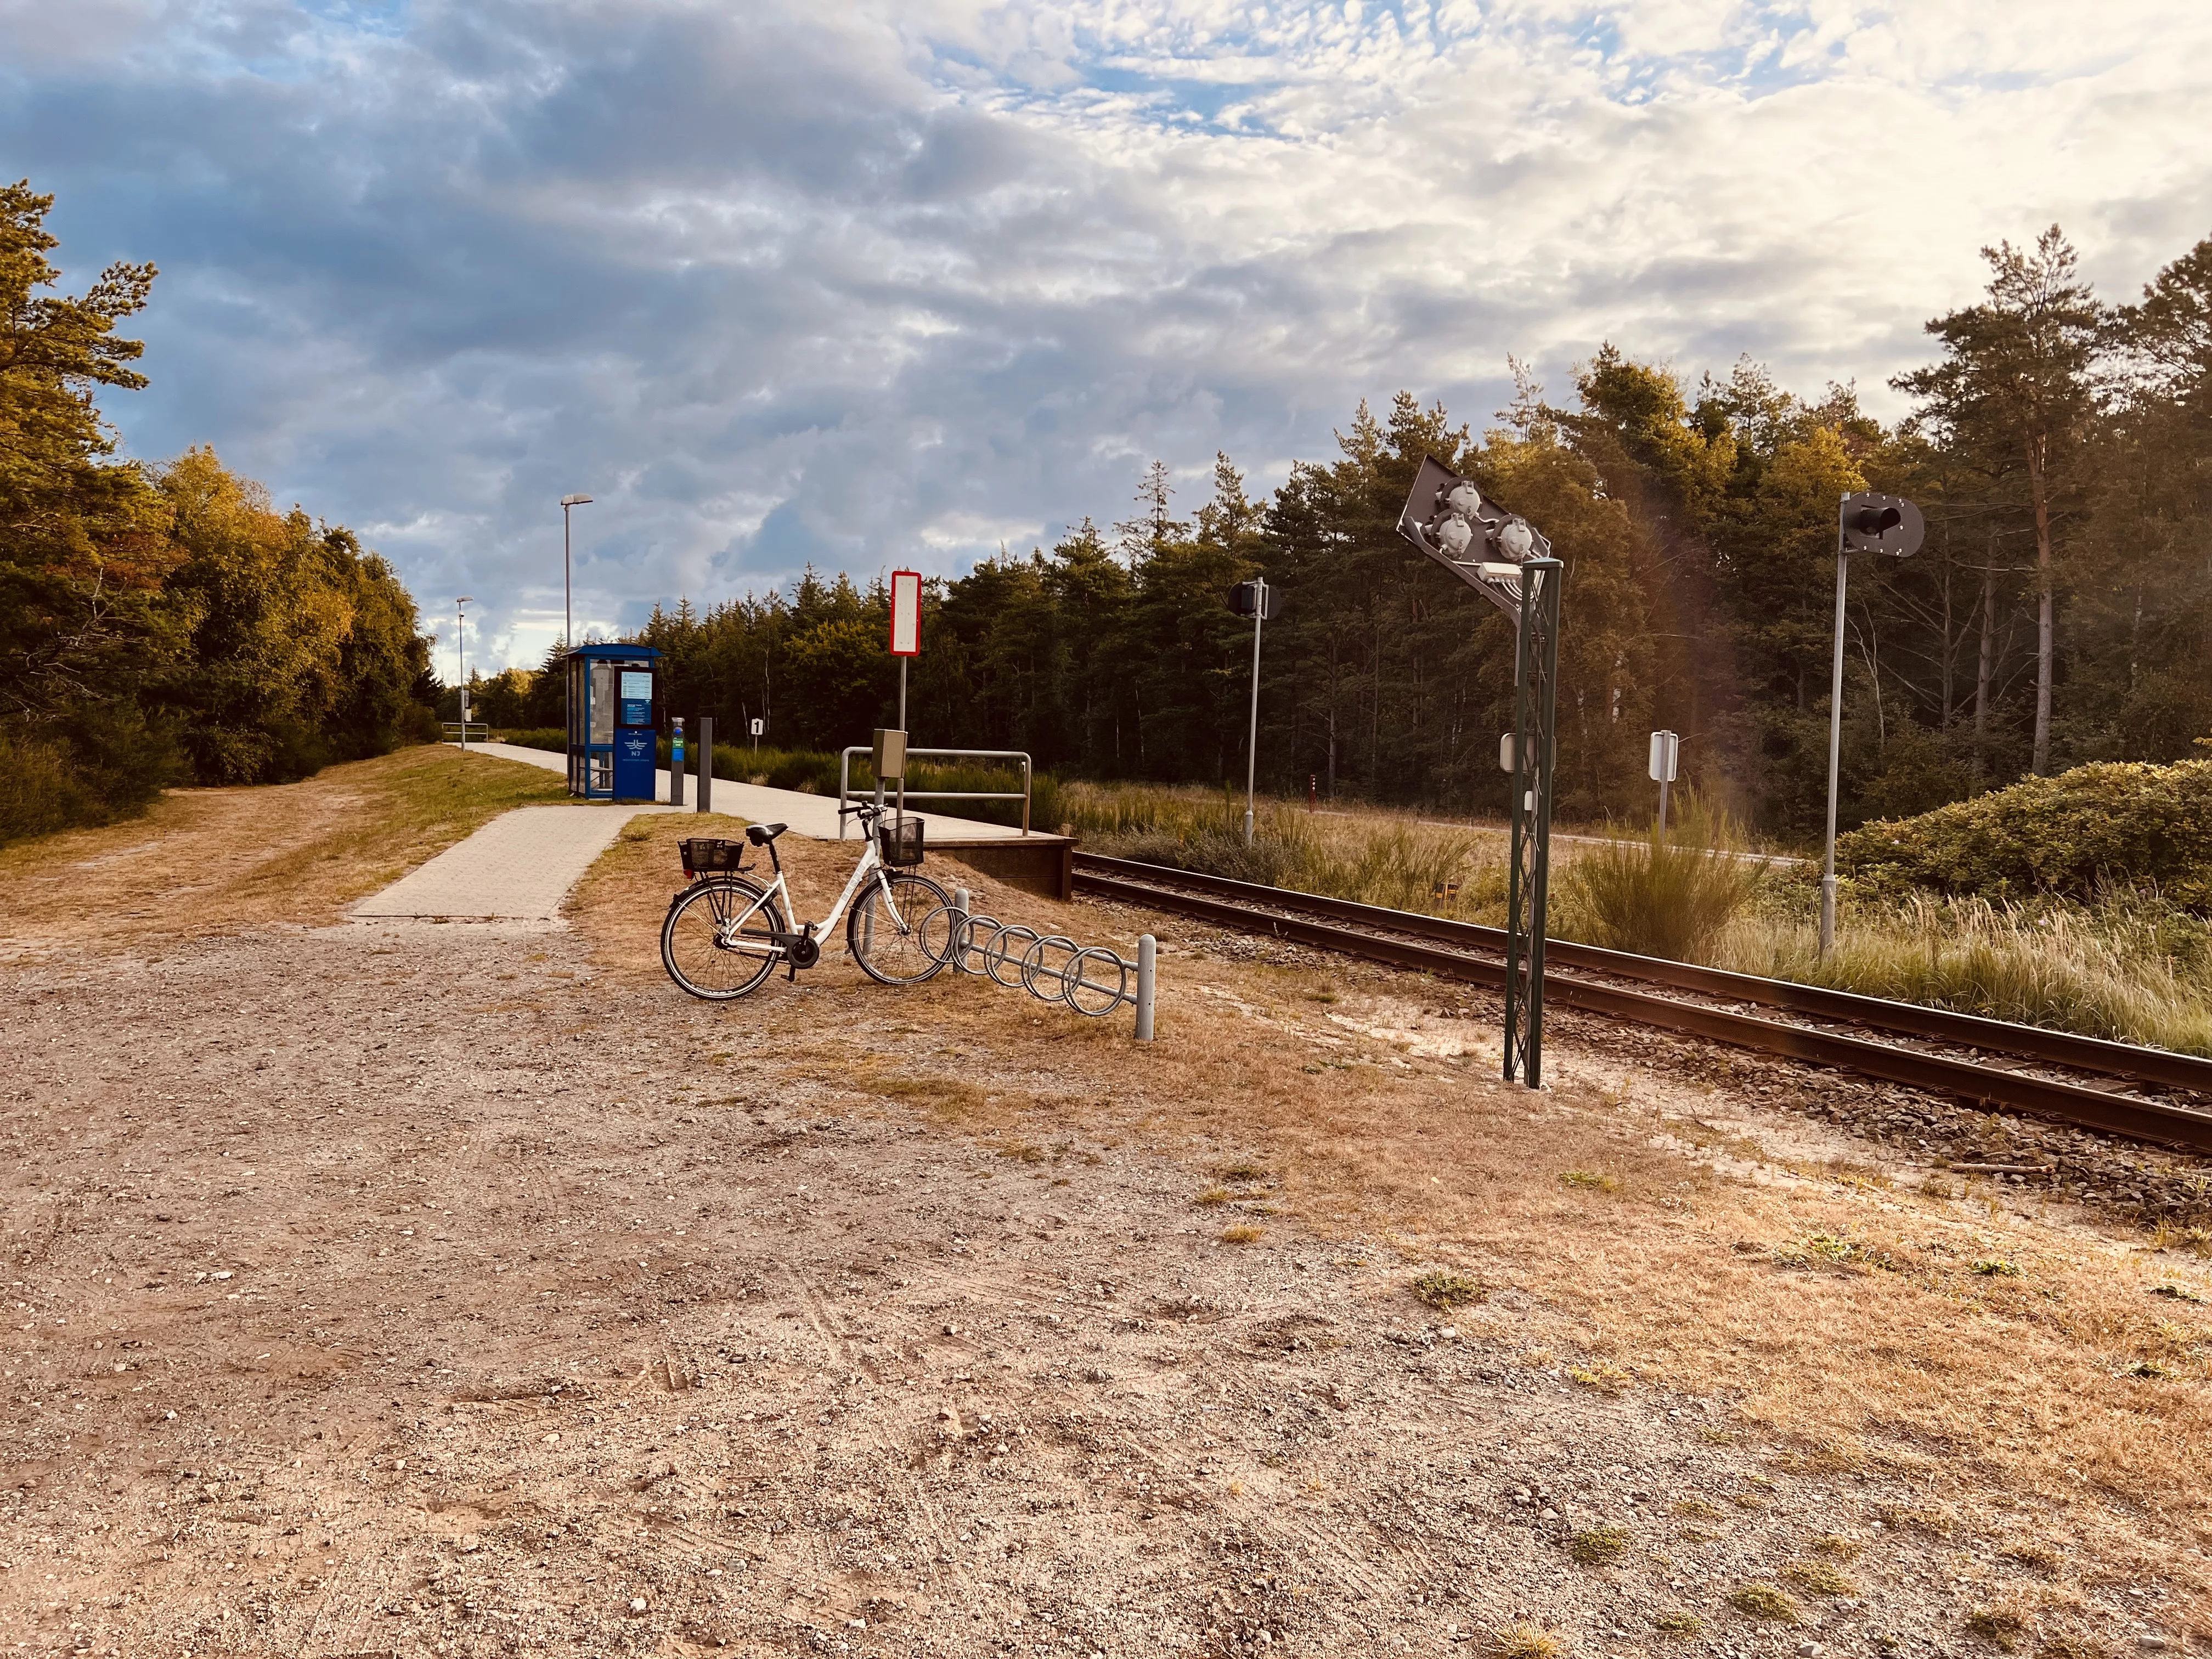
[1227,578,1277,846]
[455,596,474,749]
[558,494,593,653]
[1819,492,1925,958]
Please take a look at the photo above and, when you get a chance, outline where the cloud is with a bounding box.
[7,0,2212,669]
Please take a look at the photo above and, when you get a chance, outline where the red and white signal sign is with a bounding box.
[889,569,922,656]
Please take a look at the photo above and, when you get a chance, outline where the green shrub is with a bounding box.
[0,709,182,849]
[1838,758,2212,911]
[1553,793,1768,961]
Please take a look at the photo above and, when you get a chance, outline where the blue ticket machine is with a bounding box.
[564,643,662,800]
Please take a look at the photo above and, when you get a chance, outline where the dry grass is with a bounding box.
[1062,780,1511,922]
[1726,1582,1801,1622]
[565,811,2212,1638]
[0,743,567,955]
[1491,1624,1566,1659]
[1780,1558,1859,1597]
[1410,1269,1486,1310]
[1567,1525,1630,1565]
[1724,891,2212,1057]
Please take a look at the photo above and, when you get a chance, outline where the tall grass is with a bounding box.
[1725,892,2212,1056]
[1063,781,1508,920]
[1550,795,1770,961]
[1065,778,2212,1055]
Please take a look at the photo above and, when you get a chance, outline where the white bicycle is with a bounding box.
[660,803,951,1001]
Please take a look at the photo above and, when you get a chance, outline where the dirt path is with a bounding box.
[2,808,2206,1657]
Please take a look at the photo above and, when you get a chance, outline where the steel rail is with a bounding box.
[1070,854,2212,1153]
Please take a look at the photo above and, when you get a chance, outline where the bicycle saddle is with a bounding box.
[744,822,788,846]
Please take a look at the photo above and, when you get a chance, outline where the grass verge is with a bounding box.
[0,743,568,951]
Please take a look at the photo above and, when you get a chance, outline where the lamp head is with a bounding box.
[560,494,593,507]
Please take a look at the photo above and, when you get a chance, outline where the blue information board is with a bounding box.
[612,667,657,799]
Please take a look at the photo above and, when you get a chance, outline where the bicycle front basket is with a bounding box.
[878,815,926,867]
[680,837,748,876]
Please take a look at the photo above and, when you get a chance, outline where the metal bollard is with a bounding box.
[1135,934,1156,1043]
[696,716,713,814]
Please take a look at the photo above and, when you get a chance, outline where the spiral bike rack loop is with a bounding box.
[922,900,1155,1039]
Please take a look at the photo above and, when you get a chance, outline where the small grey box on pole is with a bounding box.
[1135,935,1156,1043]
[1648,729,1679,837]
[695,716,713,814]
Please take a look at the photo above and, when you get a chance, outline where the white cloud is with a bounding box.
[5,0,2210,669]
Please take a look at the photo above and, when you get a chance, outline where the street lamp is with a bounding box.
[1819,491,1925,958]
[560,494,593,653]
[455,596,475,750]
[1226,578,1279,846]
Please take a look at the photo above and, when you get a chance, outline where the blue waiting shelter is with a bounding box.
[564,644,662,800]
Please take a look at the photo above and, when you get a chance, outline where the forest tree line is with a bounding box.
[474,225,2212,841]
[1,182,441,844]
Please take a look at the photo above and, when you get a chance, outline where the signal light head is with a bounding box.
[1839,492,1924,557]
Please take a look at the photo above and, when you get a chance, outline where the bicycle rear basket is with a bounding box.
[878,815,926,867]
[680,837,748,876]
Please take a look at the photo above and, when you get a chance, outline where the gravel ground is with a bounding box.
[1,897,2200,1657]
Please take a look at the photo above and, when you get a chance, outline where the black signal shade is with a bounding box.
[1839,492,1925,557]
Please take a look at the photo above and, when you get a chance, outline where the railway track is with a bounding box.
[1071,853,2212,1154]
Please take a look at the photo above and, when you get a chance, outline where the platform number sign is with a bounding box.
[889,569,922,657]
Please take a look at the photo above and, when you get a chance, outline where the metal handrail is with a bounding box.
[443,722,490,743]
[838,746,1032,837]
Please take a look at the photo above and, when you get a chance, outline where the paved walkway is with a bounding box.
[351,804,675,921]
[455,740,1032,841]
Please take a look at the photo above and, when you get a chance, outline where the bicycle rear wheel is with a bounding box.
[662,877,785,1001]
[848,871,951,986]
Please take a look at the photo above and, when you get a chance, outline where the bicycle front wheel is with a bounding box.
[848,870,951,986]
[662,877,786,1001]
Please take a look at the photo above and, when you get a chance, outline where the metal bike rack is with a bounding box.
[919,889,1155,1041]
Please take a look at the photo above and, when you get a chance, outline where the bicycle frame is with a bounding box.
[711,831,903,958]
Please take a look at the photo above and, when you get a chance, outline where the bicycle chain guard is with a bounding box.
[772,927,821,972]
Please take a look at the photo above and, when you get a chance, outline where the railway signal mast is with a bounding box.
[1820,492,1925,959]
[1396,458,1562,1088]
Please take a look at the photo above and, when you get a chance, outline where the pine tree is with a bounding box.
[1895,228,2103,775]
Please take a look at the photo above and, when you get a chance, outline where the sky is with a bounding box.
[7,1,2212,674]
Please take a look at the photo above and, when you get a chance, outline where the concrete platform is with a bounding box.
[351,804,675,920]
[454,741,1035,842]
